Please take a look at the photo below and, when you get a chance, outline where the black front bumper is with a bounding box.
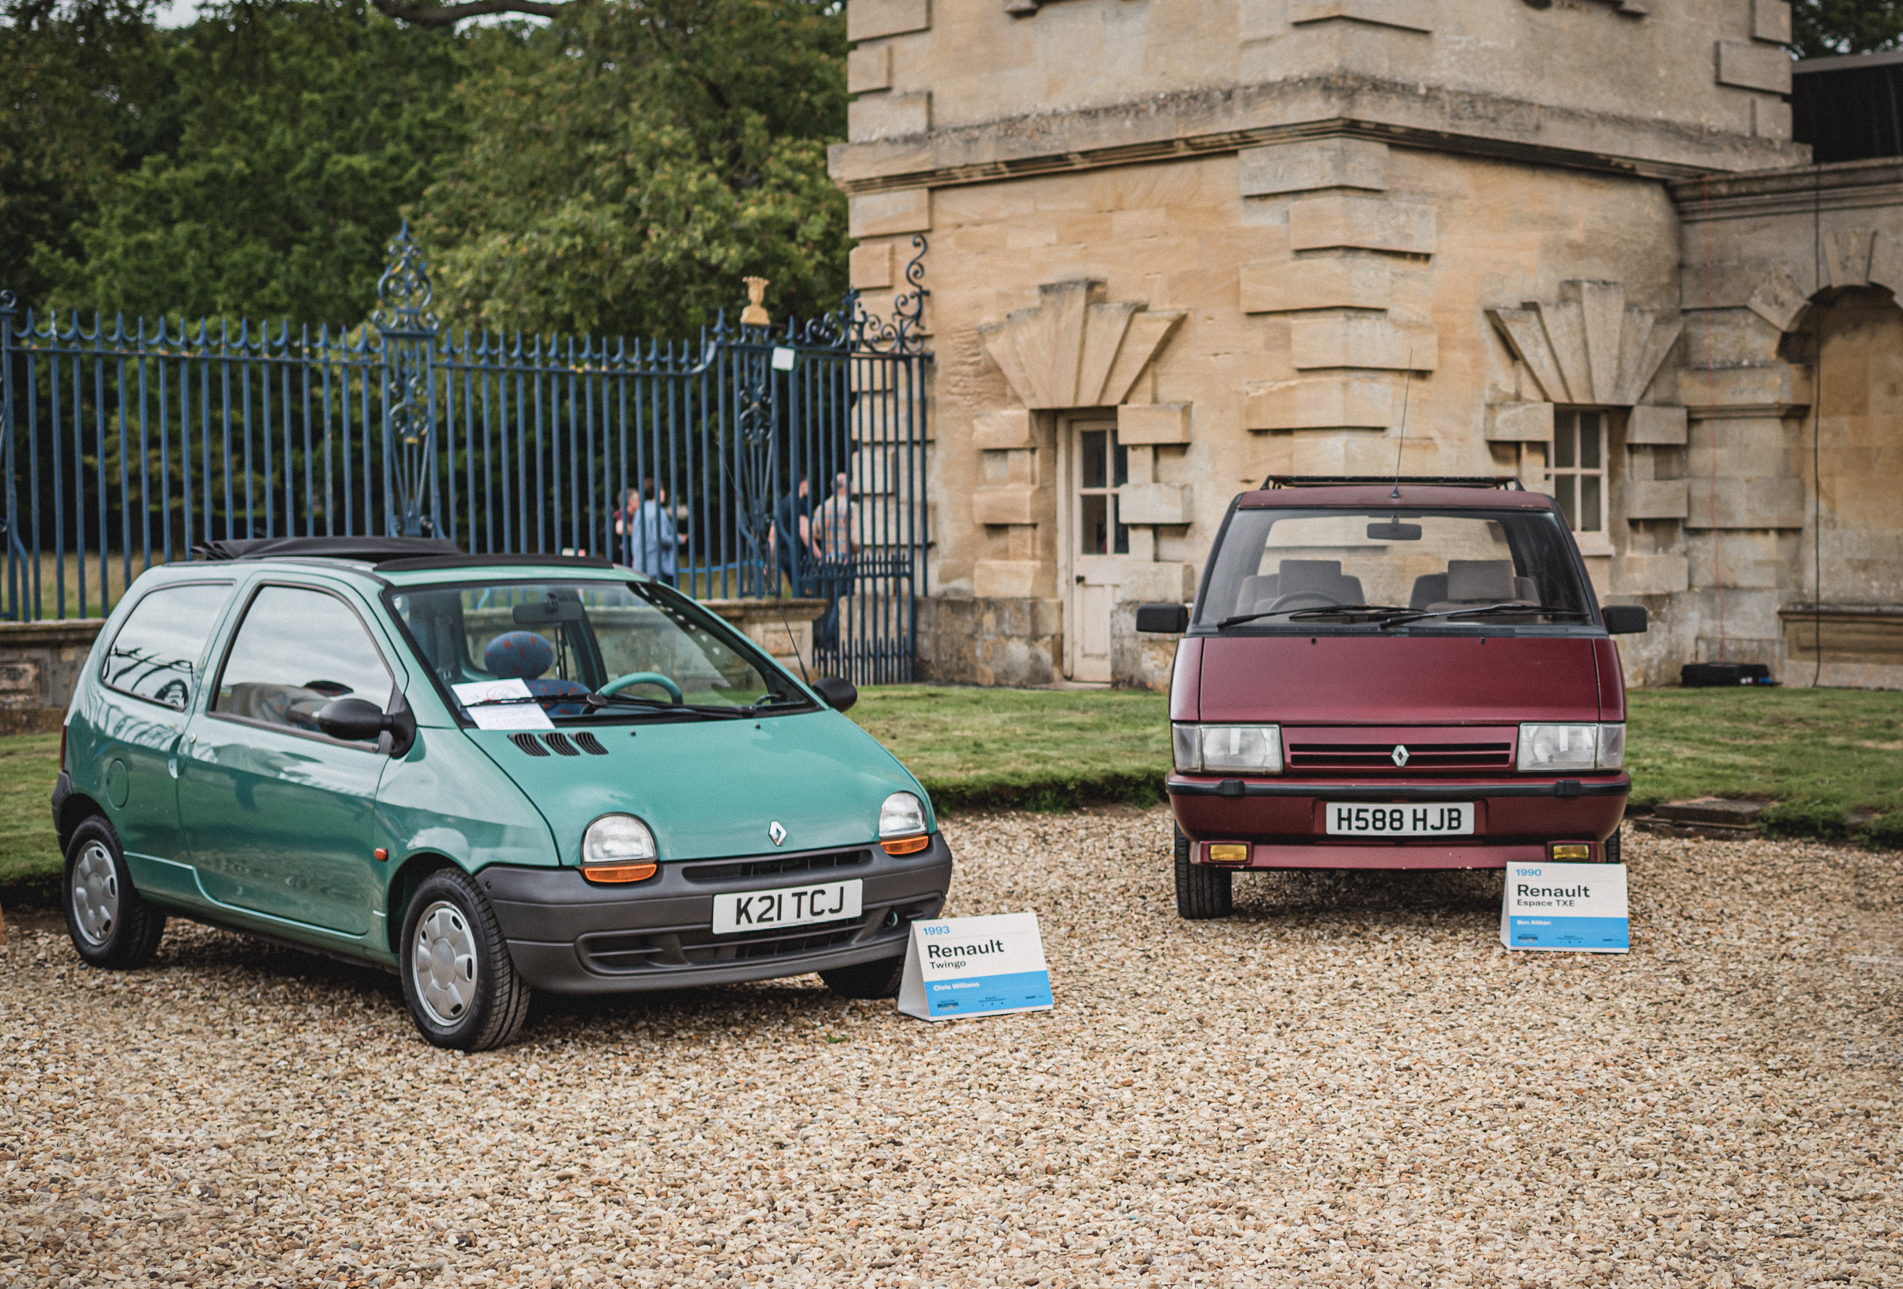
[479,835,954,995]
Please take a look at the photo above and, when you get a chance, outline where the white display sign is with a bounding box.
[452,678,555,731]
[897,912,1053,1021]
[1500,862,1629,953]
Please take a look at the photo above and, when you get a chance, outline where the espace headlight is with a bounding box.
[879,791,931,855]
[1516,723,1625,772]
[1171,724,1284,775]
[581,813,659,883]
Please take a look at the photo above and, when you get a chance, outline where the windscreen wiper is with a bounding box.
[583,692,752,718]
[1378,603,1589,629]
[1216,604,1409,630]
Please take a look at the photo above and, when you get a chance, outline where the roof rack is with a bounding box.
[1260,475,1525,490]
[193,536,464,563]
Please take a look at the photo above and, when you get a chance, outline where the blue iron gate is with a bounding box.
[0,227,932,684]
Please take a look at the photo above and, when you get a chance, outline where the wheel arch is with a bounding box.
[384,852,463,957]
[57,791,107,856]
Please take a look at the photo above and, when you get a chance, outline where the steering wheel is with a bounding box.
[598,671,684,704]
[1265,592,1339,613]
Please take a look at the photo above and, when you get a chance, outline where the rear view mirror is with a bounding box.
[1601,604,1649,635]
[1366,521,1423,541]
[317,695,418,756]
[513,593,587,624]
[1135,603,1190,634]
[812,676,858,712]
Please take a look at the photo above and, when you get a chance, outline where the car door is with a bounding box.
[92,580,236,893]
[177,581,400,938]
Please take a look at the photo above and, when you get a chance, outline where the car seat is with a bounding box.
[483,630,591,714]
[1234,560,1365,614]
[1414,560,1538,612]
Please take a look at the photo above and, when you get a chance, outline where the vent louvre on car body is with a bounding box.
[680,849,874,883]
[543,733,581,756]
[573,732,609,755]
[508,732,551,756]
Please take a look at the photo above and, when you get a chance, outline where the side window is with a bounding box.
[213,586,394,734]
[101,583,234,710]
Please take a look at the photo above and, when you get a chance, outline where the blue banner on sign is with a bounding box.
[1507,915,1629,950]
[924,970,1054,1019]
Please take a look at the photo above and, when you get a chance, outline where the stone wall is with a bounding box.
[0,620,105,733]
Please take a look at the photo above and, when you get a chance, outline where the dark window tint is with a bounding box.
[101,583,233,710]
[214,587,393,733]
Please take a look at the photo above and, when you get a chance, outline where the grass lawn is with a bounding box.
[3,686,1898,902]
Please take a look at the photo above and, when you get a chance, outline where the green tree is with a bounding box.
[413,0,849,340]
[0,0,173,308]
[1792,0,1903,58]
[40,0,470,324]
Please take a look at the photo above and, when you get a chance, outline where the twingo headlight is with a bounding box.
[879,791,931,855]
[581,813,658,883]
[1172,724,1283,775]
[1516,724,1608,773]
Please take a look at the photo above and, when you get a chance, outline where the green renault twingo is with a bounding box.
[54,536,952,1049]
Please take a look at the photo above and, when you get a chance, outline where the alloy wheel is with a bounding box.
[70,841,119,946]
[411,901,479,1026]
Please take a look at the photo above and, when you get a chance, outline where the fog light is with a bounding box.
[1550,843,1591,862]
[1207,843,1251,865]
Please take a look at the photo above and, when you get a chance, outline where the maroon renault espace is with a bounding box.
[1139,477,1649,919]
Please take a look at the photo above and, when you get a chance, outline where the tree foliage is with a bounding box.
[1792,0,1903,59]
[413,0,849,339]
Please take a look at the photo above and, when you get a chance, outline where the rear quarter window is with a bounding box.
[101,582,234,710]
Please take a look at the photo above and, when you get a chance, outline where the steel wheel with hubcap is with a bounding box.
[398,867,530,1051]
[63,816,166,968]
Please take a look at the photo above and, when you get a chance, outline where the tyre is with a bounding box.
[64,816,166,969]
[1174,825,1233,919]
[398,868,531,1051]
[821,953,906,999]
[1604,826,1623,865]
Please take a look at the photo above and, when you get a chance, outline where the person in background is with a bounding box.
[769,475,814,596]
[617,478,679,586]
[813,472,857,650]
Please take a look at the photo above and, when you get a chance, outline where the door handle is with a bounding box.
[1074,574,1085,584]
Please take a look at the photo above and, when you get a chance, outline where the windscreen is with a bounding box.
[388,580,811,720]
[1197,508,1593,631]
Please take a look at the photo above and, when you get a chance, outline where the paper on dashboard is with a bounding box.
[451,678,555,730]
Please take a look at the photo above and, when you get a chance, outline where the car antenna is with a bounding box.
[1390,346,1415,499]
[775,596,812,686]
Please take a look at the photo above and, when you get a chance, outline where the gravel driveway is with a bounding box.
[3,808,1901,1287]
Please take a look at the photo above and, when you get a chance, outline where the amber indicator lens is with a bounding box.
[1207,843,1251,865]
[1550,843,1592,861]
[582,862,659,884]
[881,835,932,856]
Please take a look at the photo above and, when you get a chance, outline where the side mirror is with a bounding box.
[317,694,417,756]
[1135,603,1191,634]
[812,676,858,713]
[1601,604,1649,635]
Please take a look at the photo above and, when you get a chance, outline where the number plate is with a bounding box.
[1324,802,1474,837]
[711,879,863,935]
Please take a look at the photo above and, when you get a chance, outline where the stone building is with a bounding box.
[830,0,1903,689]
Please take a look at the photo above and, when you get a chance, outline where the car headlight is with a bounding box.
[1171,724,1283,775]
[581,813,658,883]
[879,791,931,855]
[1517,723,1623,772]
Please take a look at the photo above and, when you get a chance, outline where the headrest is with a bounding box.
[1277,560,1344,594]
[484,631,555,679]
[1446,560,1517,602]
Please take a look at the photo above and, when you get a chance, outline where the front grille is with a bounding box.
[680,849,874,884]
[578,922,865,973]
[1286,736,1514,772]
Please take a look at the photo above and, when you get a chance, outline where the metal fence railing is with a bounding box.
[0,227,932,684]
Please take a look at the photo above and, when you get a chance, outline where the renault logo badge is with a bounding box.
[1391,745,1410,768]
[768,820,787,847]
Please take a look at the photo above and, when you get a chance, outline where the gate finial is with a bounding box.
[741,277,771,327]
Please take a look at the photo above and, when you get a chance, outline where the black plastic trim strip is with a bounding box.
[1165,777,1629,800]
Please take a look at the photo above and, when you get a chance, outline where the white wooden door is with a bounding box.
[1064,419,1126,681]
